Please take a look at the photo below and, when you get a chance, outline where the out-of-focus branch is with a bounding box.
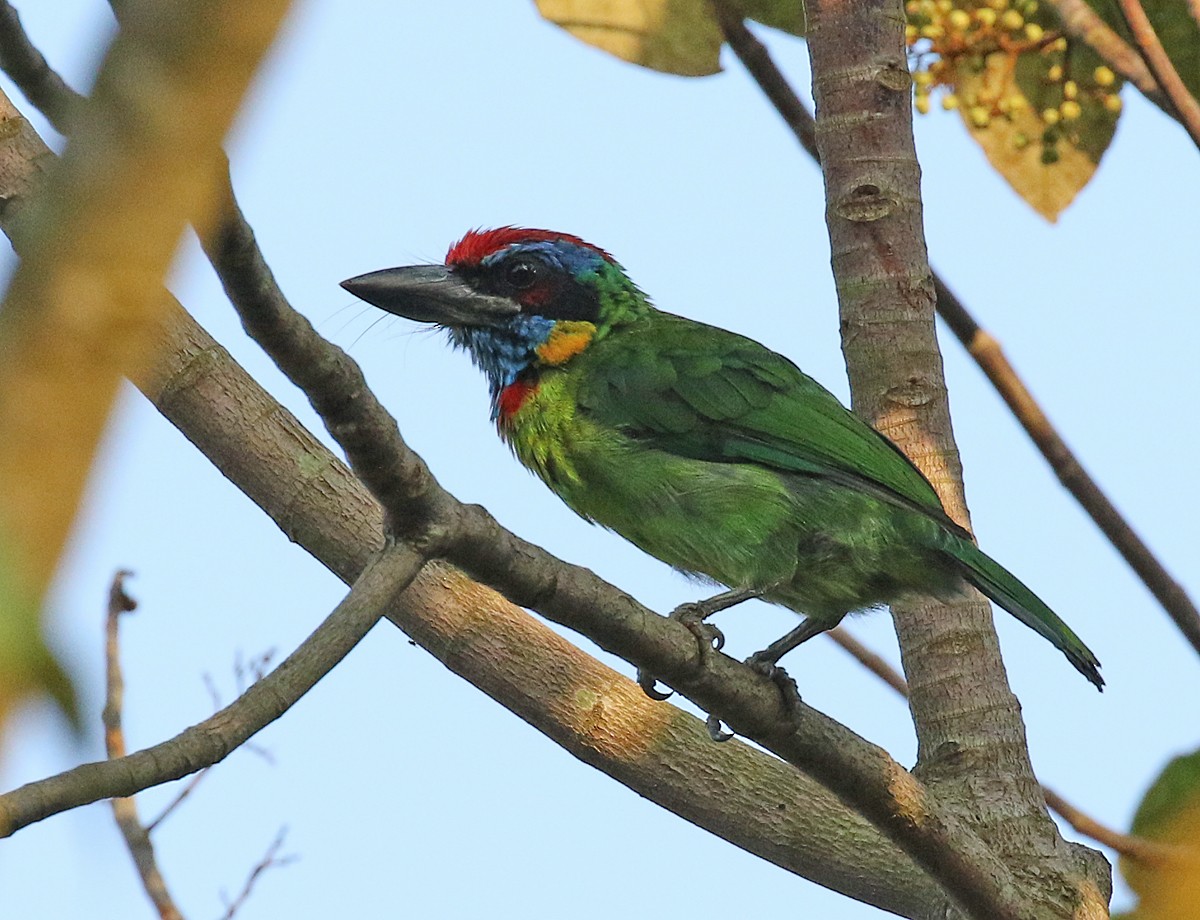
[218,827,295,920]
[104,571,185,920]
[0,547,419,837]
[1116,0,1200,149]
[827,627,1188,868]
[719,11,1200,660]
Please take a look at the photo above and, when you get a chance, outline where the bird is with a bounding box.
[341,227,1102,690]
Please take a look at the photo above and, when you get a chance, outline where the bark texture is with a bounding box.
[804,0,1110,915]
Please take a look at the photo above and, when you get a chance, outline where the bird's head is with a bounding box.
[341,228,650,405]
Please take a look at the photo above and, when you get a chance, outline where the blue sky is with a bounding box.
[2,3,1198,918]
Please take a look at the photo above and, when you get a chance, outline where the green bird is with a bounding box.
[342,227,1102,689]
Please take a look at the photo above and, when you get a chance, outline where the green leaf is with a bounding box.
[1120,749,1200,919]
[534,0,804,77]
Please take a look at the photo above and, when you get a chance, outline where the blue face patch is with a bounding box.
[448,314,556,417]
[481,240,607,279]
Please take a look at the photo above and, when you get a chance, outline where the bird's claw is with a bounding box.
[746,652,803,710]
[636,667,674,701]
[706,714,734,742]
[668,601,726,652]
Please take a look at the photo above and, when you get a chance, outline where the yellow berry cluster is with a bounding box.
[905,0,1122,151]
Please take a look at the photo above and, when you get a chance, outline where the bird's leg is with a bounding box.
[636,587,764,701]
[745,617,834,683]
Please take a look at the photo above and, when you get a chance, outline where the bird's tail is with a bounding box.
[939,535,1104,690]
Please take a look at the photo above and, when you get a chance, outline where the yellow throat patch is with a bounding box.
[535,321,596,366]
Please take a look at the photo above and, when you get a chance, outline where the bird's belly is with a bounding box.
[532,434,953,619]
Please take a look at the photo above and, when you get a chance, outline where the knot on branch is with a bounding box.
[835,183,895,222]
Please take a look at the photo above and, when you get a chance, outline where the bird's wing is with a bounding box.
[577,314,968,536]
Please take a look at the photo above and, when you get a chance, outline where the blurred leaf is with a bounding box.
[1120,749,1200,919]
[953,42,1120,221]
[534,0,804,76]
[0,536,78,736]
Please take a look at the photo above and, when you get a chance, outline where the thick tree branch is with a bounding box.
[829,627,1186,868]
[718,9,1200,660]
[203,167,1032,920]
[0,546,418,837]
[0,86,950,918]
[802,0,1108,915]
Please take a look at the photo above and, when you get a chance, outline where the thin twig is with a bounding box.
[0,547,419,837]
[719,12,1200,659]
[1116,0,1200,149]
[218,827,295,920]
[826,626,1189,867]
[103,571,187,920]
[1042,0,1163,104]
[144,771,208,834]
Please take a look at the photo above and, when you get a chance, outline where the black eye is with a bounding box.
[505,258,538,290]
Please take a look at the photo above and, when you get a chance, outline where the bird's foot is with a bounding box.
[745,650,803,712]
[636,590,755,701]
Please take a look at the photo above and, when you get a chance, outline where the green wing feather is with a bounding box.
[579,312,969,537]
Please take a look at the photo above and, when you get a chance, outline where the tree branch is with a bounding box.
[103,571,186,920]
[1115,0,1200,149]
[194,114,1041,920]
[0,88,952,920]
[718,8,1200,660]
[1042,0,1163,105]
[0,546,419,837]
[828,627,1186,868]
[800,0,1107,914]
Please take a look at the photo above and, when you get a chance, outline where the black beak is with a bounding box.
[340,265,519,327]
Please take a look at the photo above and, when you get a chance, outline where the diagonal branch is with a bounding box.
[1115,0,1200,149]
[0,84,949,920]
[828,626,1191,868]
[1042,0,1163,105]
[199,132,1031,920]
[0,545,420,837]
[717,10,1200,660]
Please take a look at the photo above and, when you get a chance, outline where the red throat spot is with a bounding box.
[497,379,538,421]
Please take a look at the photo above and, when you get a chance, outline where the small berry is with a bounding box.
[920,23,945,39]
[1060,100,1082,120]
[916,94,932,114]
[914,69,934,87]
[949,8,971,29]
[942,93,960,110]
[1094,65,1116,87]
[1047,64,1063,82]
[975,7,997,26]
[1063,80,1078,100]
[1001,9,1024,29]
[1041,107,1060,125]
[969,105,991,127]
[1104,93,1123,113]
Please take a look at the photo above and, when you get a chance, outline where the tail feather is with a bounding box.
[941,536,1103,690]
